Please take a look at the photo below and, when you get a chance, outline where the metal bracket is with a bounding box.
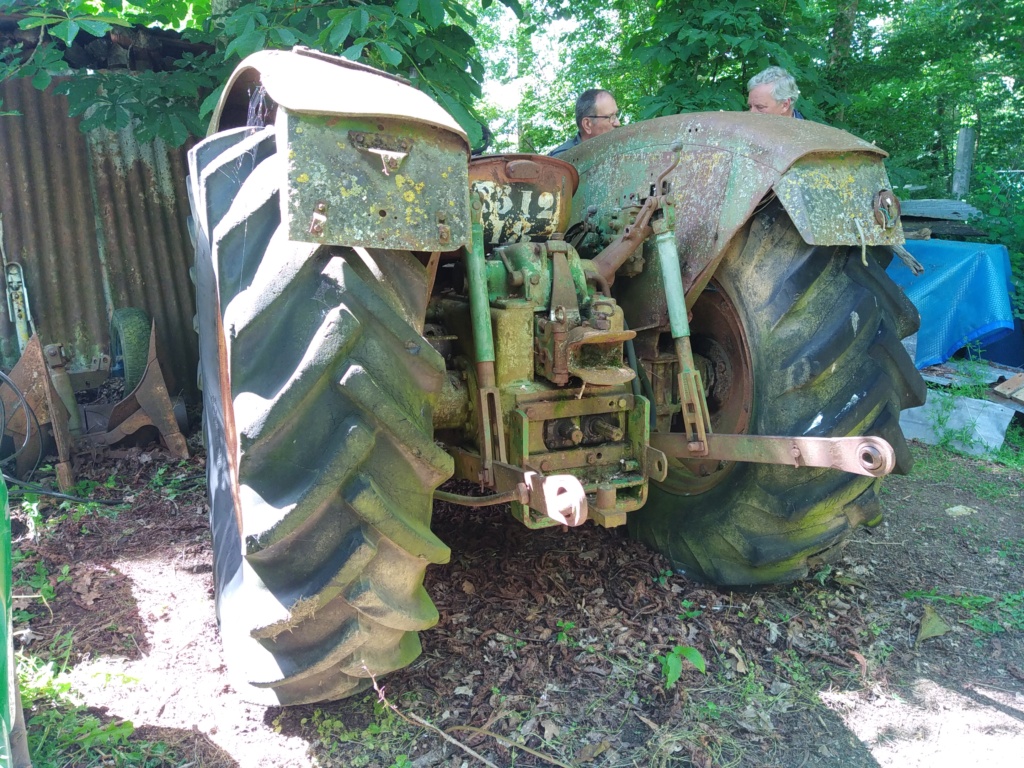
[650,432,896,477]
[492,460,588,526]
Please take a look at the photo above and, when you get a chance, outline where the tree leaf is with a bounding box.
[374,42,403,67]
[678,645,707,674]
[51,19,81,46]
[77,19,113,38]
[31,69,52,91]
[419,0,444,29]
[660,651,683,689]
[342,42,367,61]
[329,15,353,49]
[224,29,266,60]
[199,84,226,120]
[396,0,418,16]
[271,27,298,47]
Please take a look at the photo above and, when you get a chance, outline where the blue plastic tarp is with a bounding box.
[886,239,1014,368]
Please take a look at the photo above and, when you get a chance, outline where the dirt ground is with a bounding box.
[10,433,1024,767]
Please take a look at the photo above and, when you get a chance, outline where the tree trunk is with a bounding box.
[952,126,977,199]
[825,0,859,121]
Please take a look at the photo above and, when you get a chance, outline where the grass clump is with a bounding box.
[18,633,179,767]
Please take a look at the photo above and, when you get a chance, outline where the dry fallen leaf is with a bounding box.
[541,718,560,740]
[916,604,951,646]
[634,712,660,731]
[727,646,748,674]
[849,650,868,678]
[576,740,610,763]
[461,580,475,594]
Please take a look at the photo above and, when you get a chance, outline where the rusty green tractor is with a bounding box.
[187,48,924,705]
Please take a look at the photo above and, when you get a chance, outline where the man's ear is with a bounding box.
[580,117,591,137]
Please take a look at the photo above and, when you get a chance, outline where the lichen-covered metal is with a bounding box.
[283,110,470,251]
[563,112,903,302]
[773,154,903,246]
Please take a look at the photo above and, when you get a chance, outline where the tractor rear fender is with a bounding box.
[205,47,472,255]
[566,112,903,307]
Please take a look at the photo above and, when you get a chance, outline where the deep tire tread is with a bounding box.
[631,203,924,585]
[189,127,452,705]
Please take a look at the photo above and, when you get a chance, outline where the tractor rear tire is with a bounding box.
[189,125,452,705]
[630,203,925,585]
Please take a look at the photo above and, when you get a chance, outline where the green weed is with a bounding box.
[15,557,70,604]
[148,462,201,501]
[678,599,703,620]
[300,694,418,765]
[653,568,674,586]
[555,619,576,645]
[18,633,176,766]
[905,588,1024,634]
[656,645,707,689]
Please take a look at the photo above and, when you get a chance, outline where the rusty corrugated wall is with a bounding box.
[0,76,197,399]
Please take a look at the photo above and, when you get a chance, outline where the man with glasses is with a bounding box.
[549,89,621,156]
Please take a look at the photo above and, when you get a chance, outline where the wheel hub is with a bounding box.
[663,281,753,495]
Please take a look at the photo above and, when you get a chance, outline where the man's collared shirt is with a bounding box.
[549,133,581,157]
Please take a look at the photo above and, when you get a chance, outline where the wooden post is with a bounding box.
[952,126,976,199]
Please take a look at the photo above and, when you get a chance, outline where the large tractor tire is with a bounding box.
[189,125,453,705]
[630,202,926,585]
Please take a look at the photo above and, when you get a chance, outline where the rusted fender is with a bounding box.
[565,112,902,302]
[206,46,466,142]
[205,47,472,255]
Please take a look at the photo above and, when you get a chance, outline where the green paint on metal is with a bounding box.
[655,227,689,340]
[283,110,470,251]
[0,476,13,752]
[466,221,495,364]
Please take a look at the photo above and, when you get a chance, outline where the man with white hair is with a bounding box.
[747,66,804,119]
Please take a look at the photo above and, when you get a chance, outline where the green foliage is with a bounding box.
[628,0,834,119]
[15,556,70,604]
[0,0,520,147]
[18,633,177,766]
[554,618,576,644]
[838,1,1022,192]
[969,166,1024,317]
[657,644,706,689]
[906,588,1024,635]
[299,694,418,764]
[677,599,702,619]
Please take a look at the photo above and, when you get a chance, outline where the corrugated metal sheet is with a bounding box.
[0,76,197,399]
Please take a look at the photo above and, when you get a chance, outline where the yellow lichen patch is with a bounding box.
[395,174,426,195]
[296,172,310,184]
[404,203,427,226]
[403,189,416,202]
[338,178,365,199]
